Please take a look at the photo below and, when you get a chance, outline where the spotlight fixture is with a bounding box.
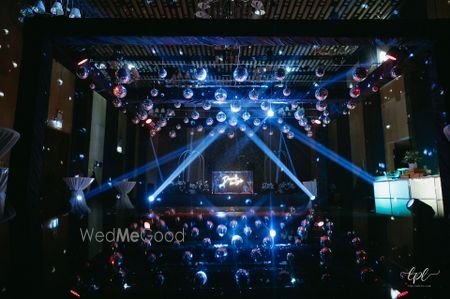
[252,0,266,16]
[406,198,435,218]
[269,229,276,238]
[267,109,275,117]
[148,195,155,202]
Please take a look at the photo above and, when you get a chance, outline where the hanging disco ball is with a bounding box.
[131,116,140,124]
[112,98,122,108]
[253,118,261,126]
[176,124,182,130]
[283,87,291,97]
[218,125,226,134]
[214,247,228,262]
[276,67,286,81]
[262,236,272,248]
[247,130,255,137]
[294,108,305,120]
[291,101,299,109]
[262,124,268,131]
[277,117,284,124]
[287,131,295,139]
[323,115,331,125]
[193,271,208,287]
[214,88,227,102]
[169,130,176,138]
[182,251,193,265]
[315,87,328,101]
[183,88,194,100]
[248,88,259,101]
[174,101,182,109]
[298,117,307,127]
[349,86,361,98]
[315,66,325,78]
[142,99,154,111]
[352,67,369,82]
[166,109,178,119]
[202,100,212,110]
[316,101,328,112]
[250,247,262,261]
[216,111,227,123]
[304,124,312,132]
[227,131,235,139]
[196,125,204,132]
[159,68,167,79]
[150,88,159,97]
[242,111,251,121]
[216,224,227,238]
[191,110,200,120]
[235,269,250,288]
[113,85,127,99]
[183,117,189,124]
[281,125,290,134]
[228,117,238,127]
[347,100,357,110]
[195,67,207,81]
[208,130,216,137]
[159,118,167,127]
[390,65,400,79]
[230,100,242,113]
[116,66,131,84]
[260,101,270,111]
[206,117,214,126]
[136,109,148,121]
[89,83,96,90]
[233,65,249,82]
[231,235,243,249]
[371,85,379,93]
[239,124,246,132]
[76,65,90,79]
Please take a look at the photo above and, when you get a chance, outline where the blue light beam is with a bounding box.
[149,136,165,183]
[285,125,375,184]
[85,140,202,199]
[150,128,222,200]
[243,124,316,200]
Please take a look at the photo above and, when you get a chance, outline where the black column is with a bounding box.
[432,40,450,219]
[6,22,53,297]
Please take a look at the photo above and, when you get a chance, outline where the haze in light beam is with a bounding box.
[243,123,316,200]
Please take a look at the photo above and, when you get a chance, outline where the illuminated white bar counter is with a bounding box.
[373,175,443,217]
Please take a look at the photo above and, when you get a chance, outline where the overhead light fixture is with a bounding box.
[69,7,82,18]
[50,1,64,16]
[33,0,46,14]
[251,0,266,16]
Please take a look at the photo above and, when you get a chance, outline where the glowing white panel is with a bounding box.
[374,198,392,215]
[390,197,412,217]
[410,177,436,199]
[435,177,442,200]
[373,181,390,198]
[389,180,410,199]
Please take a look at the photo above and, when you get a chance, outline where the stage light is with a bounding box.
[148,195,155,202]
[406,198,435,218]
[267,109,275,117]
[269,229,276,238]
[116,145,123,153]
